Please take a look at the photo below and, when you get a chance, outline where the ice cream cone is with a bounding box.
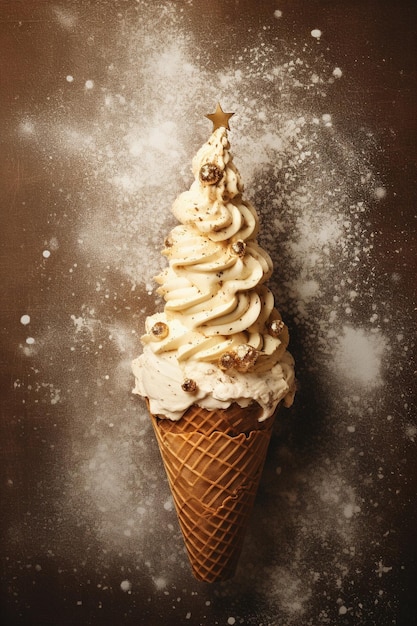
[148,401,276,582]
[133,114,296,581]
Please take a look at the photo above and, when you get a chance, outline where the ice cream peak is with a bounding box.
[132,109,295,420]
[144,126,288,369]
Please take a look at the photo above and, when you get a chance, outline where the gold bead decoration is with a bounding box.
[150,321,169,340]
[199,163,223,186]
[234,344,258,372]
[181,378,197,393]
[268,319,285,337]
[218,352,236,371]
[231,240,246,257]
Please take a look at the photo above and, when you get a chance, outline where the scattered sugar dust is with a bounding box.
[8,1,415,625]
[333,326,386,387]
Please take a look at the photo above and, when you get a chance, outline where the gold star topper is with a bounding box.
[205,102,235,131]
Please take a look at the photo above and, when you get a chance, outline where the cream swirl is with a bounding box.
[140,127,291,375]
[172,128,259,242]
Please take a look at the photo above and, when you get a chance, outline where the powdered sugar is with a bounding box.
[333,326,386,387]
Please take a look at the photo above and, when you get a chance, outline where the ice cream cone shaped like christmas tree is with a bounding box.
[132,103,296,582]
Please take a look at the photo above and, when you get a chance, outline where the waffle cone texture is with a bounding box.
[148,401,276,582]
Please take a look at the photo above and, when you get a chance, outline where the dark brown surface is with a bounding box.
[1,1,416,625]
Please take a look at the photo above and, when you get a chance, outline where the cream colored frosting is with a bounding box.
[132,349,295,421]
[132,126,296,420]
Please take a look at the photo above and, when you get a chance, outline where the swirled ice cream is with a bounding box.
[132,111,295,420]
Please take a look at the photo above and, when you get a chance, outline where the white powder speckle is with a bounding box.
[375,561,393,577]
[66,75,74,83]
[20,315,30,325]
[274,10,283,19]
[311,29,322,39]
[227,618,236,625]
[333,326,386,386]
[47,237,59,251]
[163,497,173,511]
[153,576,167,590]
[374,186,387,200]
[405,424,417,442]
[18,119,35,135]
[85,79,94,90]
[53,6,77,30]
[120,579,132,592]
[291,279,321,302]
[322,113,332,126]
[343,504,360,519]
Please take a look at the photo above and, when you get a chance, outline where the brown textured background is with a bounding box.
[1,1,416,625]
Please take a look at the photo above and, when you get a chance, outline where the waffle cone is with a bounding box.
[148,401,276,582]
